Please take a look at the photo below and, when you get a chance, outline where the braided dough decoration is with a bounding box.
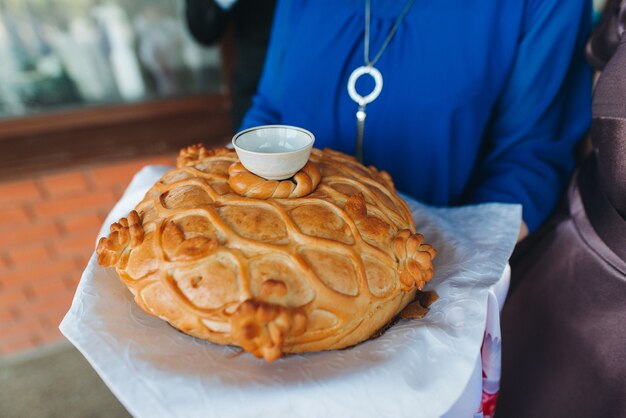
[97,210,144,266]
[393,230,437,291]
[231,300,307,361]
[97,146,436,361]
[228,161,321,199]
[177,144,231,168]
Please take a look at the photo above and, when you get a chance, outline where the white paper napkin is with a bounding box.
[60,165,521,418]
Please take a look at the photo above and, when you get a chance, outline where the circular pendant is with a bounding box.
[347,65,383,107]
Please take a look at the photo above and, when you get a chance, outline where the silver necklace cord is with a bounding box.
[364,0,416,67]
[351,0,416,162]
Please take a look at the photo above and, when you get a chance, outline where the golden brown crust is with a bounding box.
[399,300,430,319]
[416,290,439,308]
[399,291,439,319]
[344,193,393,241]
[377,169,396,192]
[177,144,231,168]
[96,210,143,267]
[227,161,321,199]
[99,146,436,361]
[393,229,437,291]
[231,300,307,362]
[161,220,218,261]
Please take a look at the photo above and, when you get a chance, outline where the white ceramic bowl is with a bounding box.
[232,125,315,180]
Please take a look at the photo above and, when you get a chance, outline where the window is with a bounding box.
[0,0,224,118]
[0,0,231,177]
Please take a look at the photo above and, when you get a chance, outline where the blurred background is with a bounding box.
[0,0,274,416]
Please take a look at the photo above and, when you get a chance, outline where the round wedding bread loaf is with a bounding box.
[97,146,436,361]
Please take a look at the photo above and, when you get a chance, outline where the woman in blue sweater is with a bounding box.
[241,0,592,236]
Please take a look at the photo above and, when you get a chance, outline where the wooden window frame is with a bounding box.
[0,93,233,180]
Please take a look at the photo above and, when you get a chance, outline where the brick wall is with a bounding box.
[0,154,175,355]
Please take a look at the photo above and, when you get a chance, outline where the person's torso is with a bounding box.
[273,0,525,204]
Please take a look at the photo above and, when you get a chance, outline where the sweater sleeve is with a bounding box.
[238,0,291,130]
[469,0,592,231]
